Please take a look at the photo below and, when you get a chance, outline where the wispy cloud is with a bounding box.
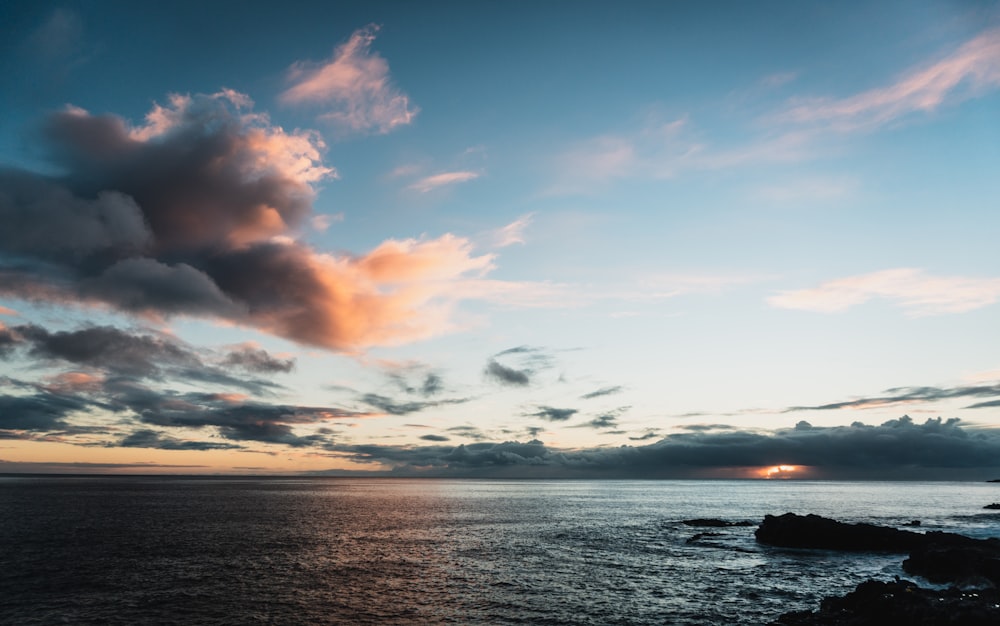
[489,213,534,248]
[778,28,1000,132]
[769,268,1000,316]
[408,171,480,193]
[281,24,417,134]
[784,382,1000,413]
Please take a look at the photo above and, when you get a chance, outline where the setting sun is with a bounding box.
[761,465,800,479]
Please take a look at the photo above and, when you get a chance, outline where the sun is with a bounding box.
[760,465,799,479]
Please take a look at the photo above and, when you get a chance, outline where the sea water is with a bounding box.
[1,477,998,625]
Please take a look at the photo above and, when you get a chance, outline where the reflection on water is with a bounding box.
[1,478,998,624]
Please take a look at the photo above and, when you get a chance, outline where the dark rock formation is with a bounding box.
[754,513,926,552]
[984,503,1000,509]
[904,544,1000,587]
[770,579,1000,625]
[681,518,754,527]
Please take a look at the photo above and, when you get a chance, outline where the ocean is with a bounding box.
[1,477,998,625]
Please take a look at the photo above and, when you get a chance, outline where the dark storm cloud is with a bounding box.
[318,416,1000,478]
[3,323,284,394]
[785,384,1000,412]
[525,406,578,422]
[359,393,471,416]
[580,385,623,400]
[483,358,530,386]
[118,429,242,450]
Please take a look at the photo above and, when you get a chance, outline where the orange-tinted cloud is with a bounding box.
[281,24,417,134]
[0,91,549,352]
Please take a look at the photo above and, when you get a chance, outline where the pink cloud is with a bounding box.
[769,268,1000,316]
[407,171,481,193]
[490,214,534,248]
[281,24,417,134]
[780,28,1000,131]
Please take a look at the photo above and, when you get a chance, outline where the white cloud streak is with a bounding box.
[769,268,1000,316]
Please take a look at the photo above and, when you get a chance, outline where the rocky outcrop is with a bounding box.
[984,503,1000,509]
[754,513,926,552]
[758,513,1000,624]
[681,518,753,527]
[770,579,1000,625]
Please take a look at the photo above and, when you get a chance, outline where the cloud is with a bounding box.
[118,429,242,450]
[359,393,471,416]
[489,213,533,248]
[0,92,552,352]
[779,28,1000,132]
[483,358,530,386]
[768,268,1000,316]
[407,171,480,193]
[105,382,367,447]
[0,392,90,431]
[1,323,284,394]
[574,406,630,430]
[320,416,1000,478]
[281,24,417,134]
[580,385,624,400]
[420,434,450,442]
[526,406,578,422]
[784,382,1000,413]
[221,344,295,374]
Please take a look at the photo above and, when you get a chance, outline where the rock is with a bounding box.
[681,518,753,527]
[770,579,1000,625]
[754,513,926,552]
[904,544,1000,587]
[757,513,1000,589]
[902,520,921,526]
[984,503,1000,509]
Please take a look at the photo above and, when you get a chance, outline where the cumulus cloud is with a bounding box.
[0,92,546,352]
[320,416,1000,478]
[281,24,417,134]
[779,28,1000,132]
[769,268,1000,316]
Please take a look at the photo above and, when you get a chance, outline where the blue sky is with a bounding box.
[1,1,999,477]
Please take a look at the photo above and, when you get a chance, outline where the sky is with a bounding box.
[1,1,999,478]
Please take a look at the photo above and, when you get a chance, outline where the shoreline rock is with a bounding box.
[770,579,1000,625]
[758,513,1000,624]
